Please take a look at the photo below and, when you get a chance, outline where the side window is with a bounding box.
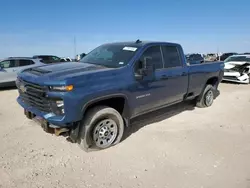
[140,46,163,69]
[40,56,50,61]
[51,56,61,61]
[0,60,16,68]
[18,60,34,67]
[162,46,182,68]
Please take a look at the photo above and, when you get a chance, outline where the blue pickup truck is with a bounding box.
[16,40,224,151]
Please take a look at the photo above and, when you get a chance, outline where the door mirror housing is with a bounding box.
[135,56,154,80]
[142,56,154,75]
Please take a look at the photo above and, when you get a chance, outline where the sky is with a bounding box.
[1,0,250,58]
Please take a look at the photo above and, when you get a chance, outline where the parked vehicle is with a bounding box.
[33,55,62,64]
[16,40,224,151]
[75,53,86,62]
[223,55,250,84]
[80,53,86,59]
[218,52,238,61]
[0,57,44,87]
[205,53,218,61]
[186,53,204,64]
[61,57,72,62]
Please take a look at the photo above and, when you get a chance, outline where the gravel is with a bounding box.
[0,83,250,188]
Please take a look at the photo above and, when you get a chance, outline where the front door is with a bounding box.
[160,45,189,103]
[130,45,169,116]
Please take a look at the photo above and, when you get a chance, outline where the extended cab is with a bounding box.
[16,41,224,151]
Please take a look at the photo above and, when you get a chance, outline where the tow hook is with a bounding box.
[54,128,69,136]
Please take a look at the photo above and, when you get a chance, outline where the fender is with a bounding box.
[81,93,131,124]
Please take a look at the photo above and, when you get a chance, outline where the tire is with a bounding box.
[78,106,124,151]
[196,84,215,108]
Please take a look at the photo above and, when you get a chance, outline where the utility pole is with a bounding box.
[217,46,220,61]
[74,36,76,57]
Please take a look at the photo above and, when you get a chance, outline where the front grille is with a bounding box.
[18,79,51,113]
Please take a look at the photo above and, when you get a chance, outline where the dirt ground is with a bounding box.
[0,83,250,188]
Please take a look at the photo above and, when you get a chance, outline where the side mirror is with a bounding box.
[142,56,154,75]
[135,56,154,80]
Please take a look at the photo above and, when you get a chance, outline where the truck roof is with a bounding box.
[103,40,180,47]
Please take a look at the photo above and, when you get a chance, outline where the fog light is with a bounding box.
[51,100,65,115]
[56,100,64,107]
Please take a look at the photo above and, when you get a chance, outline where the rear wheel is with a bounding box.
[78,106,124,151]
[196,84,214,108]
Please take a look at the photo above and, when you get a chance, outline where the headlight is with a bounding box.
[49,85,74,91]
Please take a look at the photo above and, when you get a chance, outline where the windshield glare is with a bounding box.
[80,44,139,68]
[224,56,250,63]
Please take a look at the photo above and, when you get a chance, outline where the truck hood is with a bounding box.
[20,62,111,82]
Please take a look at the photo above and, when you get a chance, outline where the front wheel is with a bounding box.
[78,106,124,151]
[196,84,215,108]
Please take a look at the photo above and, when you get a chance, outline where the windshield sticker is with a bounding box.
[119,62,124,65]
[123,47,137,52]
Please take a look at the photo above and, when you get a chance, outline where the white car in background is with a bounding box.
[223,55,250,84]
[0,57,45,87]
[61,57,72,62]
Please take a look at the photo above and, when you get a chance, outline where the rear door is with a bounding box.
[160,45,189,103]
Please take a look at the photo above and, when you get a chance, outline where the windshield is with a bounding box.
[224,56,250,63]
[80,44,139,68]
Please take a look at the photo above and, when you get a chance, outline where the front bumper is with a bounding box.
[17,96,68,126]
[223,72,249,84]
[22,103,80,143]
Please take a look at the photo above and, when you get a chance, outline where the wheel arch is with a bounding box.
[81,94,130,126]
[206,76,219,88]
